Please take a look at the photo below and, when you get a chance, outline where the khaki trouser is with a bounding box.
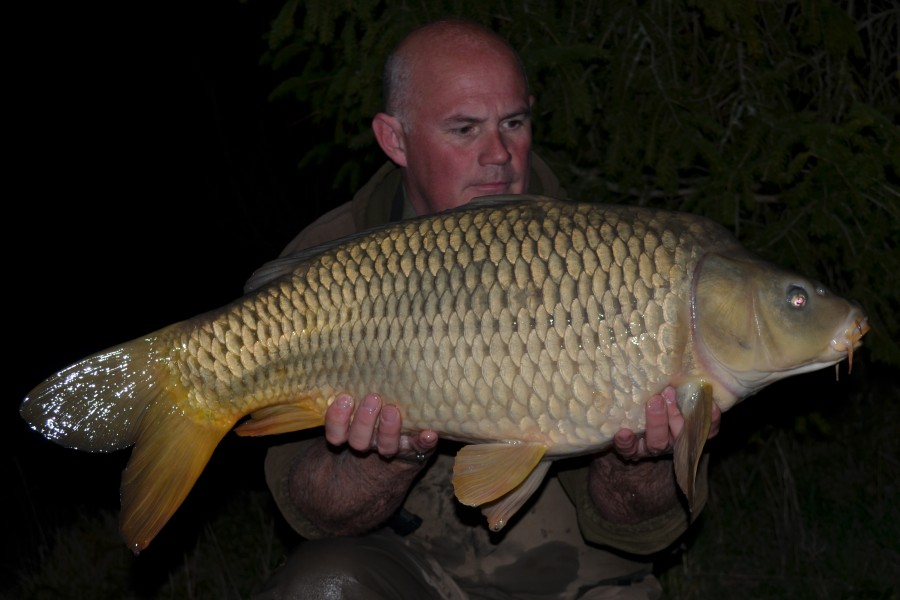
[254,532,662,600]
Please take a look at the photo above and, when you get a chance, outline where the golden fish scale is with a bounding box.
[169,200,731,454]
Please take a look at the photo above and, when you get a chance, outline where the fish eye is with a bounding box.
[787,286,808,309]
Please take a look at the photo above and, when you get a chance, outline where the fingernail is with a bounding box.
[649,395,664,412]
[663,387,676,404]
[335,395,352,410]
[362,393,380,414]
[381,406,398,424]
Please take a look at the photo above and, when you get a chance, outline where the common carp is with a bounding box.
[21,195,868,553]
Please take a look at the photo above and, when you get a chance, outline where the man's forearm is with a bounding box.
[286,437,427,536]
[587,452,683,525]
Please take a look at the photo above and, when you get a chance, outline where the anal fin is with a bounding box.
[452,442,548,531]
[480,460,551,531]
[234,400,326,436]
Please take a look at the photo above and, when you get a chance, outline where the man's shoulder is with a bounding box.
[278,202,357,256]
[528,151,566,198]
[280,162,403,256]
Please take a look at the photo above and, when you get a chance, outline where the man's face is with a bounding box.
[399,51,533,215]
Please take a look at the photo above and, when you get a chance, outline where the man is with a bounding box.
[256,18,720,600]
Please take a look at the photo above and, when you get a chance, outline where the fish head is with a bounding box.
[692,252,869,400]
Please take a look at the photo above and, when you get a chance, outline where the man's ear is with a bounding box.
[372,112,408,167]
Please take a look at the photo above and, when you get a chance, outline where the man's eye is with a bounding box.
[453,126,475,135]
[503,117,530,131]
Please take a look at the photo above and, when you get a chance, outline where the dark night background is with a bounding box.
[7,0,328,584]
[6,2,897,597]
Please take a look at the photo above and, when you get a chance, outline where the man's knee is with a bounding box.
[254,534,453,600]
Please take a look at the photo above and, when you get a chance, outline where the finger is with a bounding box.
[375,405,402,456]
[324,394,353,445]
[415,430,439,452]
[398,429,440,456]
[614,428,640,459]
[643,394,671,453]
[347,393,381,451]
[663,387,685,439]
[404,429,440,456]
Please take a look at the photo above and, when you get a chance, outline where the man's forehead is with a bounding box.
[440,103,532,125]
[419,71,529,117]
[407,89,531,130]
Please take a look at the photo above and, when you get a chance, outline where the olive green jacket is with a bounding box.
[266,152,707,565]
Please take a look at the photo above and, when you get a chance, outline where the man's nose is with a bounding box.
[479,129,511,165]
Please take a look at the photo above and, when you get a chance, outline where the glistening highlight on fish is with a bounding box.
[21,196,869,553]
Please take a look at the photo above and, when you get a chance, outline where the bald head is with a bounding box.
[383,19,529,125]
[371,18,534,215]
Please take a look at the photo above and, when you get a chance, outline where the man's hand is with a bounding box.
[586,386,721,526]
[612,386,722,460]
[285,392,439,536]
[324,392,439,462]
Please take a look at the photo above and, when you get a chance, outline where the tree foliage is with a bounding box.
[260,0,899,366]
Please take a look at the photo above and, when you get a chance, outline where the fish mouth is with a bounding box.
[831,312,870,373]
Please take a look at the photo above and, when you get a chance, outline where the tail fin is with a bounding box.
[21,340,162,452]
[21,331,236,553]
[120,401,229,553]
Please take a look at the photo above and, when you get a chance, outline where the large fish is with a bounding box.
[21,196,868,553]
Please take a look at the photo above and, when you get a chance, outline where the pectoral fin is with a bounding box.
[452,442,548,530]
[673,380,714,511]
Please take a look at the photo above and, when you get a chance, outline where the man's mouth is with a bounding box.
[470,182,511,193]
